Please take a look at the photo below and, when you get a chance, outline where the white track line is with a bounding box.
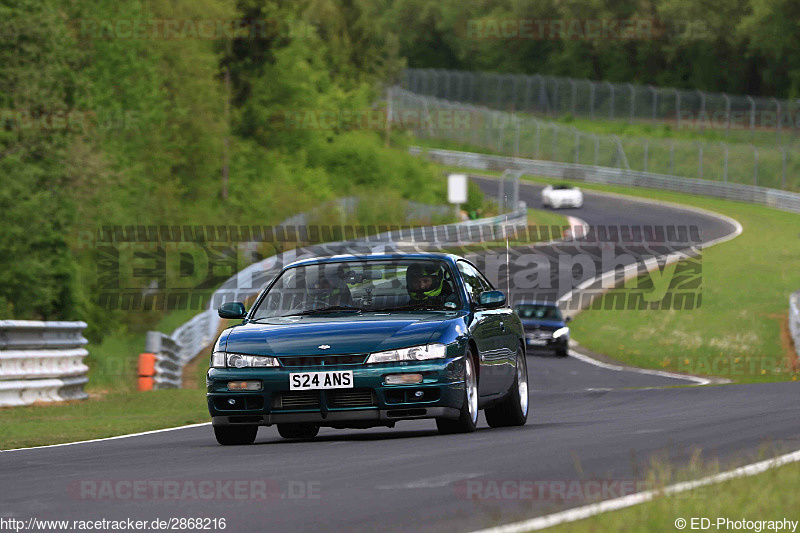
[1,422,210,453]
[471,448,800,533]
[567,348,711,386]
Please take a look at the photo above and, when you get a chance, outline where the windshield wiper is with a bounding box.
[281,305,363,317]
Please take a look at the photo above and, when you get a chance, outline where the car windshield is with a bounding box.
[514,304,563,321]
[251,259,461,319]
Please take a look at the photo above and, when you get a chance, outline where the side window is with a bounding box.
[457,261,485,302]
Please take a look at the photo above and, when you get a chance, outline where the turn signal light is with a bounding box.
[227,381,262,391]
[384,373,424,385]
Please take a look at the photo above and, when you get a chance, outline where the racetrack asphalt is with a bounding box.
[2,178,797,532]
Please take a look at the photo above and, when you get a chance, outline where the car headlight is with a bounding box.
[210,351,280,368]
[552,327,569,339]
[366,343,447,364]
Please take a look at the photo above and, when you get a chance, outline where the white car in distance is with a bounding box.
[541,184,583,209]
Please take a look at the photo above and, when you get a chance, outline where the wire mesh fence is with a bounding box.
[403,69,800,143]
[391,86,799,191]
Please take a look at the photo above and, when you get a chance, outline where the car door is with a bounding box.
[473,264,518,393]
[457,260,505,398]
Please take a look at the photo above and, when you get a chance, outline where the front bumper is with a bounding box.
[207,357,467,427]
[525,335,568,351]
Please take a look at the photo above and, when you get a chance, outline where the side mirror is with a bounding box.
[477,290,506,309]
[218,302,246,319]
[565,316,572,322]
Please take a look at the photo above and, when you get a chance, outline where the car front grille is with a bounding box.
[273,391,320,409]
[277,354,368,368]
[526,331,553,340]
[328,389,376,408]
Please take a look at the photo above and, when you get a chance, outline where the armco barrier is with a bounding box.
[790,292,800,361]
[0,321,89,406]
[408,146,800,214]
[145,196,528,389]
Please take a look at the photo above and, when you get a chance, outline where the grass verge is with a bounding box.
[545,459,800,532]
[1,390,208,450]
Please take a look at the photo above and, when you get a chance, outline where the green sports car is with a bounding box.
[207,253,528,444]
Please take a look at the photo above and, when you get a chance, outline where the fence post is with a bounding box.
[535,121,541,158]
[606,81,615,120]
[722,93,731,135]
[574,128,580,163]
[781,146,787,189]
[697,142,703,179]
[524,75,533,112]
[723,143,728,183]
[552,126,558,161]
[773,97,782,140]
[515,123,521,157]
[594,135,600,166]
[747,96,755,131]
[698,90,706,132]
[752,144,759,185]
[628,83,635,123]
[649,85,658,120]
[589,81,596,119]
[570,78,577,116]
[643,140,649,172]
[675,89,681,126]
[669,142,675,175]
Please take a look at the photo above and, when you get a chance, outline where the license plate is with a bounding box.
[527,339,547,346]
[289,371,353,390]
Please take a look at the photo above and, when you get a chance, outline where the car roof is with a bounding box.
[284,252,464,270]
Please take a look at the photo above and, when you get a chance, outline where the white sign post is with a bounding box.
[448,173,468,220]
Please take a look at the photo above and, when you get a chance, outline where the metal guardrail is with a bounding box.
[0,321,89,406]
[144,332,182,389]
[409,146,800,214]
[790,292,800,361]
[145,199,528,388]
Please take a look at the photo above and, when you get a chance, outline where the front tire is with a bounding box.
[485,347,529,428]
[214,425,258,445]
[277,423,320,439]
[436,351,478,435]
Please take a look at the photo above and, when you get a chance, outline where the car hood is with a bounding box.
[222,313,456,356]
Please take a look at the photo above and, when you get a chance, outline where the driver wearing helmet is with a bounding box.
[405,262,457,307]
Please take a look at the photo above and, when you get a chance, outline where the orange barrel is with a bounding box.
[138,352,156,391]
